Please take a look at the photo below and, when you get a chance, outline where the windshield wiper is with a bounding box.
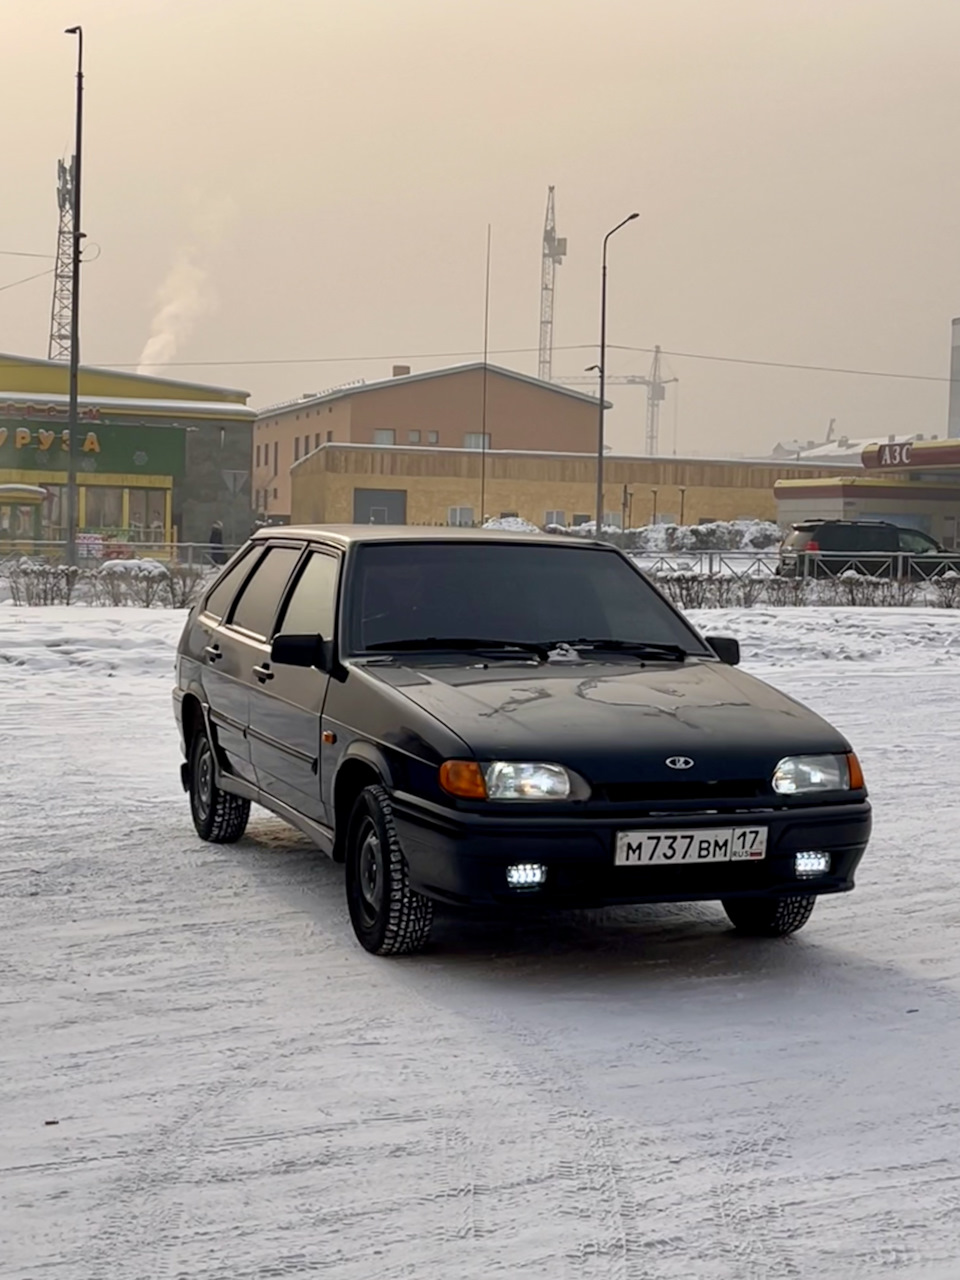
[365,637,550,660]
[545,638,690,661]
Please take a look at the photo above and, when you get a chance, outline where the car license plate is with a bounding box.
[615,826,768,866]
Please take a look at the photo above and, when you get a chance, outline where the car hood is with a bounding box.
[364,657,849,785]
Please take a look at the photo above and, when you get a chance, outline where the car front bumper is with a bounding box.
[391,797,872,909]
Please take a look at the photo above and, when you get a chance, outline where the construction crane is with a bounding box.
[557,345,678,454]
[47,157,76,361]
[538,186,566,382]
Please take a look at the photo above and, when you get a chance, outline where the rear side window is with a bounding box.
[783,528,815,551]
[899,529,939,553]
[276,551,340,640]
[204,548,260,621]
[229,546,302,638]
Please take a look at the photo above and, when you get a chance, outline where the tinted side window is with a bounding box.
[204,547,260,621]
[277,552,339,639]
[859,526,897,551]
[815,525,845,551]
[229,546,302,638]
[899,529,938,553]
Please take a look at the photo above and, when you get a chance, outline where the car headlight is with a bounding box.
[439,760,573,800]
[485,761,572,800]
[772,753,863,795]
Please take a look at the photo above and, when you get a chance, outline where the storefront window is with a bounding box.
[128,487,168,540]
[83,485,123,532]
[0,503,40,540]
[43,485,65,539]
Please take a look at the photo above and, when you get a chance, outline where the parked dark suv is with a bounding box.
[173,526,871,955]
[779,519,959,579]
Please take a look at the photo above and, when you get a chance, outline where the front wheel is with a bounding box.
[345,785,433,955]
[189,727,250,843]
[722,894,816,937]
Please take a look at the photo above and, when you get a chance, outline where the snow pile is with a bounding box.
[0,606,185,677]
[483,516,542,533]
[688,605,960,670]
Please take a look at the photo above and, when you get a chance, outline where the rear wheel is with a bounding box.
[722,894,816,937]
[189,727,250,843]
[345,785,433,955]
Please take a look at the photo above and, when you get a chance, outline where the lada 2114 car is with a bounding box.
[173,527,871,955]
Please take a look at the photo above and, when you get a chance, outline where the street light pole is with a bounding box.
[64,25,83,569]
[594,212,638,537]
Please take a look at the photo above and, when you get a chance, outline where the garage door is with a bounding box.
[353,489,407,525]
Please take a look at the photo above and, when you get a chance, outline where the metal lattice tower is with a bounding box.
[538,186,566,382]
[644,345,675,454]
[48,157,76,361]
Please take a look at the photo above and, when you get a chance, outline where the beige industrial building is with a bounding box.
[290,443,853,530]
[254,363,608,521]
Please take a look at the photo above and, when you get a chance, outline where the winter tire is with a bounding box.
[189,727,250,843]
[346,785,433,956]
[722,894,816,937]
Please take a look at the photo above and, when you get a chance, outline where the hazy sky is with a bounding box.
[4,0,960,457]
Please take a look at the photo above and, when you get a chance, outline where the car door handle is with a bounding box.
[203,645,223,663]
[252,664,274,682]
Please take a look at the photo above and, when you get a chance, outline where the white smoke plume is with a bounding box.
[136,196,233,377]
[136,253,215,375]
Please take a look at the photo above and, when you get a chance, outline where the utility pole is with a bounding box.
[537,187,566,382]
[64,25,84,569]
[594,213,639,536]
[47,158,75,361]
[621,484,633,531]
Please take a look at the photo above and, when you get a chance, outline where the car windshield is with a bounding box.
[347,542,709,655]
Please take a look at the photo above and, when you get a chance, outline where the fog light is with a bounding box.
[795,851,831,878]
[506,863,547,889]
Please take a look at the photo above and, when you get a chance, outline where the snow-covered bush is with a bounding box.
[3,558,82,606]
[931,571,960,610]
[98,559,169,608]
[2,555,210,609]
[559,519,782,553]
[631,520,781,553]
[165,563,207,609]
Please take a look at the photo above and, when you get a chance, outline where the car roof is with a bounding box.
[250,524,592,549]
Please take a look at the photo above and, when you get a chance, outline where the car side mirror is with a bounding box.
[271,633,326,669]
[706,635,740,666]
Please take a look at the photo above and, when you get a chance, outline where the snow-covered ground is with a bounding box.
[3,604,960,1279]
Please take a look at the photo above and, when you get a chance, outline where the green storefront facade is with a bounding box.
[0,387,255,549]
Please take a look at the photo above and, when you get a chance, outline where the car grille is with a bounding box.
[598,779,767,804]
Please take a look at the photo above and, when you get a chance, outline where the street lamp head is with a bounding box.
[627,212,640,221]
[65,25,81,34]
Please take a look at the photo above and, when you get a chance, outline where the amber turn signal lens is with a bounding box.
[847,753,865,790]
[439,760,487,800]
